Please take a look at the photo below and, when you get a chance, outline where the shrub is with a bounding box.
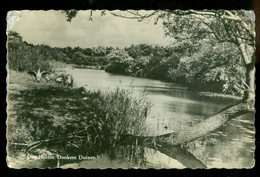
[8,86,151,157]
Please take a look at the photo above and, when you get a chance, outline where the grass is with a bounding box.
[8,70,62,90]
[7,69,151,167]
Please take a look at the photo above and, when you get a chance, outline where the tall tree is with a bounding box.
[110,10,255,146]
[118,10,255,97]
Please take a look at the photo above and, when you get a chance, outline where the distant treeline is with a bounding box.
[8,31,246,96]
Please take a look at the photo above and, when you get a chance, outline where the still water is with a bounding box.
[65,68,254,169]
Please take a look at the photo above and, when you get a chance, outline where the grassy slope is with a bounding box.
[7,70,150,168]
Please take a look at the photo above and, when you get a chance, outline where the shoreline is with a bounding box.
[69,66,242,100]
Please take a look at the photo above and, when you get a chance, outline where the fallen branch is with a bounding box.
[119,99,254,146]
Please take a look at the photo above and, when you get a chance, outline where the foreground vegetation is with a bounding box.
[7,70,151,167]
[8,71,208,169]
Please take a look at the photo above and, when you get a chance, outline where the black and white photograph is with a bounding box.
[6,10,255,169]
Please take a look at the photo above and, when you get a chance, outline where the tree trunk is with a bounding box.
[244,63,255,101]
[236,36,255,101]
[119,100,254,147]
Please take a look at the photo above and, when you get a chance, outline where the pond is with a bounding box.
[64,68,254,169]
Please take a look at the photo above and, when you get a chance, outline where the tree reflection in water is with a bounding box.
[56,143,207,169]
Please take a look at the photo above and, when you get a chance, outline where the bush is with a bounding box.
[8,86,151,156]
[105,63,129,75]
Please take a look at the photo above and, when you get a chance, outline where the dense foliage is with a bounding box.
[161,10,254,96]
[8,31,53,72]
[59,10,254,97]
[8,29,248,96]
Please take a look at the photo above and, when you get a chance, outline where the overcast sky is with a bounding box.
[9,10,172,48]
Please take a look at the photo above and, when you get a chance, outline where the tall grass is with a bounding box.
[100,87,151,136]
[8,83,151,159]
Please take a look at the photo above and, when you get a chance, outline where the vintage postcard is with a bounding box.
[6,10,255,169]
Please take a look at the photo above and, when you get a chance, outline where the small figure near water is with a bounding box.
[55,74,73,87]
[64,75,73,87]
[44,73,55,82]
[44,74,51,82]
[55,77,63,84]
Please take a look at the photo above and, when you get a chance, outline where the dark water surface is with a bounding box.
[65,68,254,168]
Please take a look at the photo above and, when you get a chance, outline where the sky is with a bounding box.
[8,10,172,48]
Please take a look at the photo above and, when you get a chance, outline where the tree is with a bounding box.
[162,10,255,98]
[7,31,25,71]
[105,10,255,148]
[39,10,254,167]
[105,48,134,74]
[62,10,254,93]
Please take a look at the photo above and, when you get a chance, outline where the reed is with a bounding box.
[8,74,151,162]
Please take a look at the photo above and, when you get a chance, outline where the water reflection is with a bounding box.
[65,69,254,168]
[187,113,255,168]
[58,145,205,169]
